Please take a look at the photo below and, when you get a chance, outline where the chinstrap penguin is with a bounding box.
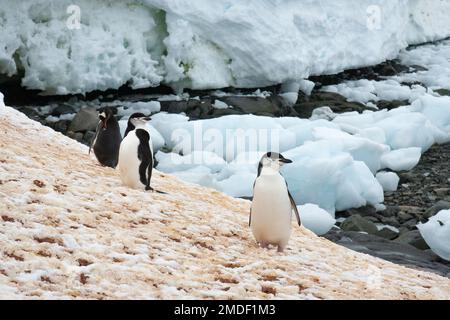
[90,107,122,168]
[118,113,154,191]
[249,152,301,252]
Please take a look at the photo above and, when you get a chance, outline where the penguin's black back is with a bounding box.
[93,115,122,168]
[135,128,153,190]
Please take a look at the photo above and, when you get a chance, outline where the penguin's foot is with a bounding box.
[277,245,286,253]
[145,186,153,191]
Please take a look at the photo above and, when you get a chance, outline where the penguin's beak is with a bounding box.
[143,116,152,121]
[280,158,293,164]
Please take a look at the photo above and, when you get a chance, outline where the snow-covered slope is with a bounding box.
[1,0,450,94]
[1,105,450,299]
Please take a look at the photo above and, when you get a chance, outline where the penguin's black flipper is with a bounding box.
[288,190,301,227]
[89,121,102,155]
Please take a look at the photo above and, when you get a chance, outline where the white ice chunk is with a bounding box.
[156,151,226,174]
[380,147,421,171]
[212,100,230,110]
[298,204,336,236]
[376,171,400,192]
[418,210,450,261]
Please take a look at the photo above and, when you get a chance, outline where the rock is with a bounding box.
[376,227,399,240]
[397,211,414,223]
[340,206,377,218]
[435,89,450,97]
[394,230,429,251]
[365,216,381,223]
[340,215,378,235]
[52,120,70,133]
[324,229,450,277]
[67,131,84,142]
[376,100,409,110]
[18,107,42,123]
[424,201,450,219]
[294,91,369,118]
[83,131,96,145]
[435,188,450,197]
[159,96,292,119]
[68,107,98,133]
[51,104,75,116]
[379,216,401,228]
[160,100,189,114]
[398,172,416,183]
[378,205,400,217]
[219,96,281,116]
[403,219,419,229]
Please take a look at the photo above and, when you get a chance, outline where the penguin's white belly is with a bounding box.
[251,174,292,245]
[118,134,144,189]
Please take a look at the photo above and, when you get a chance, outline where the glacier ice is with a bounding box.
[2,0,450,93]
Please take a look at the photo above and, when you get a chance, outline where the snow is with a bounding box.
[5,105,450,299]
[0,1,164,95]
[322,80,428,104]
[375,224,400,234]
[2,1,450,93]
[394,39,450,90]
[376,172,400,192]
[298,204,336,236]
[418,210,450,261]
[116,101,161,118]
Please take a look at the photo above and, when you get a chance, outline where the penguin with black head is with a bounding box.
[118,113,154,191]
[90,107,122,168]
[249,152,301,252]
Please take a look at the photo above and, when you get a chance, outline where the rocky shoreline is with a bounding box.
[330,142,450,277]
[2,56,450,278]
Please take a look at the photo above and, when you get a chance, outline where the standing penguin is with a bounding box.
[249,152,301,252]
[90,107,122,168]
[118,113,154,190]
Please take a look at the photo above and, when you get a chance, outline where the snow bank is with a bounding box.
[4,105,450,299]
[395,39,450,90]
[0,1,165,94]
[418,210,450,261]
[2,1,450,93]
